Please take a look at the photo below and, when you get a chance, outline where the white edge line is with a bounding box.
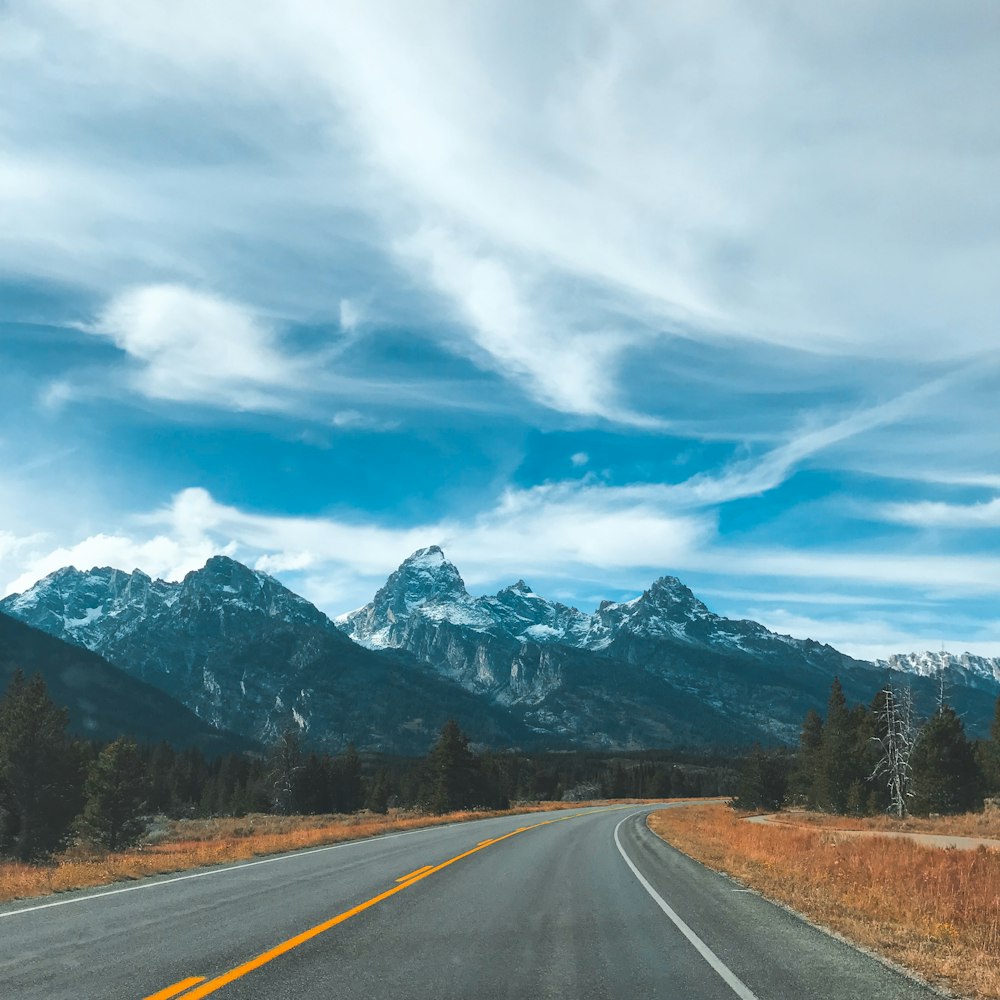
[614,811,761,1000]
[0,822,466,919]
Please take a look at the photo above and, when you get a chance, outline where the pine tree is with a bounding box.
[815,678,864,813]
[983,694,1000,795]
[424,720,480,814]
[731,745,787,811]
[910,705,983,816]
[79,738,149,851]
[171,747,208,815]
[333,744,363,813]
[789,709,823,806]
[0,671,85,860]
[295,753,331,814]
[366,768,393,814]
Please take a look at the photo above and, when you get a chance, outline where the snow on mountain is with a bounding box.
[878,651,1000,691]
[335,546,1000,742]
[1,554,534,751]
[7,546,998,750]
[2,555,328,654]
[340,548,809,660]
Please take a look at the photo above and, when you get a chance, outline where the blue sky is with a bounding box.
[2,2,999,659]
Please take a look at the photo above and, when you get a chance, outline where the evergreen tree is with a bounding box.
[789,709,823,806]
[424,720,480,814]
[983,694,1000,795]
[79,738,148,851]
[147,742,176,814]
[731,745,787,811]
[0,671,85,860]
[171,747,209,815]
[910,705,983,816]
[295,753,332,815]
[366,767,393,814]
[332,744,363,813]
[815,678,864,813]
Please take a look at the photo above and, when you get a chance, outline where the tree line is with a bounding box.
[0,671,736,863]
[735,675,997,816]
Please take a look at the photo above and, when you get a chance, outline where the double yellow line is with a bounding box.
[143,812,584,1000]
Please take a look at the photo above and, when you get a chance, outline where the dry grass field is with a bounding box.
[762,808,1000,840]
[0,799,665,905]
[649,803,1000,1000]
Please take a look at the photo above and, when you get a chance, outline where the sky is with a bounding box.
[1,1,999,660]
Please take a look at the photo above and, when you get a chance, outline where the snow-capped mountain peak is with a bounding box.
[374,545,472,610]
[877,650,1000,691]
[0,555,329,653]
[338,546,495,647]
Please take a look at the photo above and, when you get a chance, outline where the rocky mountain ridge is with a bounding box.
[4,548,998,750]
[0,556,534,752]
[339,547,1000,739]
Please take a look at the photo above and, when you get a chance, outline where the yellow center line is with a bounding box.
[148,815,578,1000]
[395,864,433,883]
[143,976,207,1000]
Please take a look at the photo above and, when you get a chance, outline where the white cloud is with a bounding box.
[693,548,1000,597]
[338,298,362,333]
[877,497,1000,529]
[570,452,589,467]
[88,284,303,409]
[5,480,1000,658]
[2,483,709,609]
[4,531,233,597]
[330,409,398,431]
[745,607,1000,663]
[670,376,957,506]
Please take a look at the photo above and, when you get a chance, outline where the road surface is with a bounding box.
[0,804,940,999]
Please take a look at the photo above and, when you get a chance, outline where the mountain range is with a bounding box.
[2,546,997,751]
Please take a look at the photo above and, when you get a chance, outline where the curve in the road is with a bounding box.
[0,803,944,1000]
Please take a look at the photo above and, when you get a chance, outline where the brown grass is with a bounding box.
[0,798,668,905]
[649,804,1000,999]
[759,808,1000,840]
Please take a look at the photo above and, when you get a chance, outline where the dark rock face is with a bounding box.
[0,612,249,754]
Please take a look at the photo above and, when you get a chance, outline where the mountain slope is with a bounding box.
[0,557,536,753]
[0,612,248,753]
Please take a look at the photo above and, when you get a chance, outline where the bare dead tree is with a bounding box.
[870,679,916,818]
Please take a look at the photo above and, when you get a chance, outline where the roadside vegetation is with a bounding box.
[649,803,1000,999]
[651,676,1000,999]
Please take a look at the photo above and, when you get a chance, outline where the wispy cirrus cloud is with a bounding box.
[6,1,1000,426]
[877,497,1000,529]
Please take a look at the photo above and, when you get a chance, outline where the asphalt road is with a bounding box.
[0,804,942,1000]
